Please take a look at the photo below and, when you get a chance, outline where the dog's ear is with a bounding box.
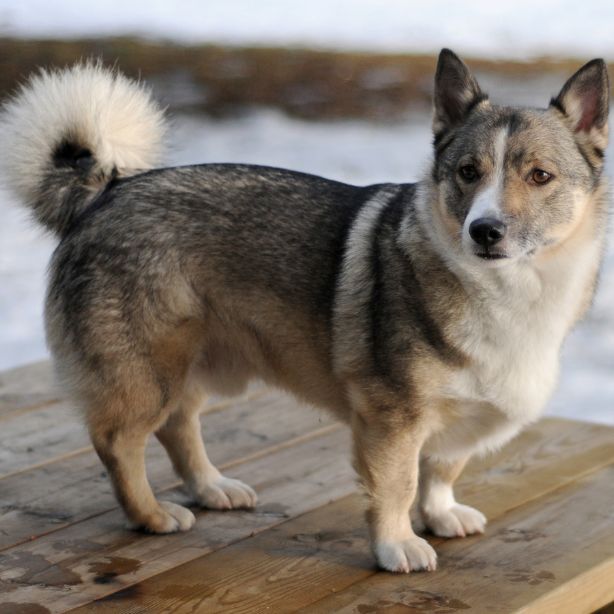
[550,59,609,153]
[433,49,488,138]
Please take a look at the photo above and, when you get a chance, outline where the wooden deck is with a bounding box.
[0,361,612,613]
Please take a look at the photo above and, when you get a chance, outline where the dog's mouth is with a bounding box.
[475,251,509,261]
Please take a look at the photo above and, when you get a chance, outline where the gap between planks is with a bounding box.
[301,466,614,614]
[0,359,265,422]
[0,415,342,551]
[0,428,355,612]
[1,366,607,614]
[0,390,337,555]
[514,558,614,614]
[1,418,611,612]
[0,362,60,417]
[74,462,614,614]
[0,386,269,481]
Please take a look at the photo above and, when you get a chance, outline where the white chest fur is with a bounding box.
[433,289,561,460]
[450,265,565,419]
[428,240,601,461]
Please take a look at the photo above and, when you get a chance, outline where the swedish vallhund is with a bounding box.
[1,49,608,572]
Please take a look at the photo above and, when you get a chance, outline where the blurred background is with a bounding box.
[0,1,613,424]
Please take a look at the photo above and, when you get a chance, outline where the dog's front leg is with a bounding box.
[418,455,486,537]
[351,407,437,573]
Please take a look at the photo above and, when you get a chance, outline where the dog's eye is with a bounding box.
[458,164,479,183]
[531,169,552,185]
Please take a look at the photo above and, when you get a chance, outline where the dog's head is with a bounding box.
[430,49,609,266]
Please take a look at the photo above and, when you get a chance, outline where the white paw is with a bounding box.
[159,501,196,531]
[196,476,258,510]
[375,536,437,573]
[128,501,196,534]
[424,503,487,538]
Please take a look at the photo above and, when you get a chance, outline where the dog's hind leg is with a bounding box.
[350,394,437,574]
[87,375,196,534]
[155,377,257,510]
[418,455,486,538]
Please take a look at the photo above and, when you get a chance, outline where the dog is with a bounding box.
[0,49,609,573]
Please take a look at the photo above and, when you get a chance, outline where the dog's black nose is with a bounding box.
[469,217,506,247]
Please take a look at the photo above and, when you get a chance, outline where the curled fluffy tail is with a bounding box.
[0,62,166,237]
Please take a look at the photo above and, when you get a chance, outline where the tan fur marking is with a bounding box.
[87,367,194,532]
[348,384,437,571]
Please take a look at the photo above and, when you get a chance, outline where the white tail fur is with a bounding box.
[0,62,166,236]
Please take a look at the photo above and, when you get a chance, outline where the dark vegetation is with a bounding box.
[0,37,599,120]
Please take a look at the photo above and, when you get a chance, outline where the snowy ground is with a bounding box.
[1,101,614,425]
[1,0,614,60]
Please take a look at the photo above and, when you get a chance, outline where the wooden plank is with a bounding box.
[3,415,604,549]
[0,416,596,549]
[0,391,335,550]
[0,360,263,420]
[0,428,354,613]
[72,494,370,614]
[0,361,59,416]
[0,401,87,479]
[456,417,614,520]
[75,463,614,614]
[1,402,612,612]
[515,559,614,614]
[302,465,614,614]
[0,388,267,480]
[69,419,614,614]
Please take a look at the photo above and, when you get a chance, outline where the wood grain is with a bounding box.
[514,559,614,614]
[0,391,334,550]
[303,465,614,614]
[78,462,614,614]
[0,401,87,479]
[65,420,614,614]
[0,428,354,613]
[1,363,612,614]
[0,390,269,481]
[0,361,59,416]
